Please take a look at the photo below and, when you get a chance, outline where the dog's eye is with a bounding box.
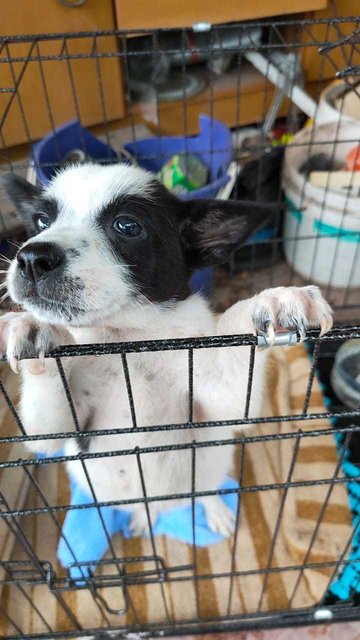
[113,217,142,237]
[33,214,50,232]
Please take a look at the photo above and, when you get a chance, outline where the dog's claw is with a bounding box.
[298,320,307,342]
[267,322,275,346]
[10,356,19,374]
[320,316,332,337]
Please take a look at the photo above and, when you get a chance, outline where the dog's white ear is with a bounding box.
[179,199,281,268]
[2,174,42,234]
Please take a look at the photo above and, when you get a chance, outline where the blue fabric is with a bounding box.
[42,453,239,582]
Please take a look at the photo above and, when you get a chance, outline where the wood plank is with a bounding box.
[115,0,327,30]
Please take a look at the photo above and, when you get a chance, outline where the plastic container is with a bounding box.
[346,145,360,171]
[124,114,232,200]
[331,339,360,409]
[315,80,360,126]
[282,122,360,288]
[32,120,118,186]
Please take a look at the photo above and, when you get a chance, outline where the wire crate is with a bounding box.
[0,11,360,640]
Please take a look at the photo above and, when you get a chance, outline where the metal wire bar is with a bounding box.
[35,39,63,164]
[243,344,256,419]
[302,339,321,414]
[188,348,194,423]
[0,602,25,635]
[135,447,171,622]
[55,358,138,622]
[256,433,302,611]
[21,466,111,625]
[4,600,360,640]
[0,37,331,62]
[121,353,137,429]
[0,40,36,136]
[287,431,353,607]
[93,35,112,152]
[152,30,166,166]
[0,326,357,364]
[0,492,82,630]
[6,554,360,590]
[5,468,360,520]
[0,377,26,435]
[63,37,87,153]
[191,442,200,618]
[0,558,54,632]
[226,441,246,615]
[0,409,359,447]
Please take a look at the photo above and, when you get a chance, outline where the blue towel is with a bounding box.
[45,453,239,582]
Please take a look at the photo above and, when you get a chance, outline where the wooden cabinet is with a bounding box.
[0,0,125,149]
[115,0,327,30]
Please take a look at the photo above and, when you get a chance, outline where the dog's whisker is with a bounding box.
[0,292,10,304]
[7,239,21,249]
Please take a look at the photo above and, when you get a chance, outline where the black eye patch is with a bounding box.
[96,188,190,303]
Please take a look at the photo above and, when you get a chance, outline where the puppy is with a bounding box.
[1,164,332,536]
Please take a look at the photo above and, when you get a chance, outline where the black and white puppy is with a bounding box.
[1,163,332,536]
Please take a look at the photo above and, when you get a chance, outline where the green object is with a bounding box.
[157,153,208,194]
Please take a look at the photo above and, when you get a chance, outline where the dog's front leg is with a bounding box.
[196,285,333,424]
[0,311,83,453]
[192,286,333,535]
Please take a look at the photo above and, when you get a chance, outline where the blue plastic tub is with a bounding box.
[124,114,232,200]
[125,114,233,294]
[32,120,118,187]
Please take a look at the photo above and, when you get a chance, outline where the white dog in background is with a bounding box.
[0,164,332,536]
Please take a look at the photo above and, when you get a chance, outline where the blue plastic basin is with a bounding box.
[32,120,118,187]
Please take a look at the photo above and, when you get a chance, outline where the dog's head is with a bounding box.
[3,163,276,326]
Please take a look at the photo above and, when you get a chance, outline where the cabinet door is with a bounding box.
[0,0,125,149]
[115,0,327,30]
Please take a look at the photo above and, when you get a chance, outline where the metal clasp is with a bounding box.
[257,331,299,348]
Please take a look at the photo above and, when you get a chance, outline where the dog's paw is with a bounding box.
[252,285,333,345]
[0,311,64,374]
[201,495,236,537]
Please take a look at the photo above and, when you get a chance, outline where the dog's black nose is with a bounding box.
[17,242,65,283]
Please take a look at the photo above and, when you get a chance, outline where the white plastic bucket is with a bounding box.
[282,122,360,288]
[315,80,360,126]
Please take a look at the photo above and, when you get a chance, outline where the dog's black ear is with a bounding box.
[179,199,281,268]
[2,173,42,235]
